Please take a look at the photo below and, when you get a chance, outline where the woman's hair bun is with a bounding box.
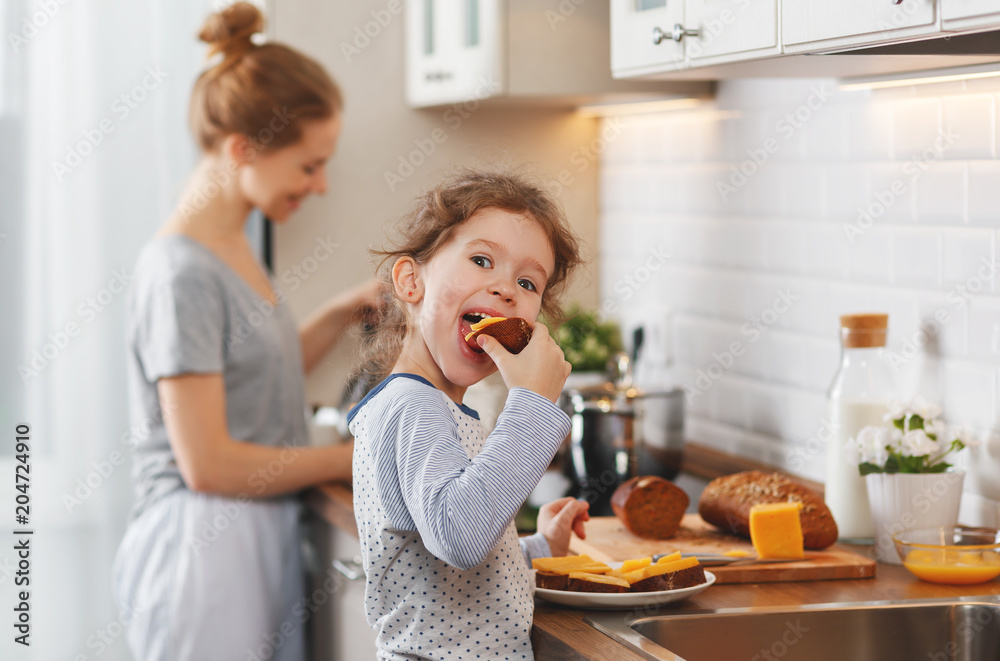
[198,2,264,59]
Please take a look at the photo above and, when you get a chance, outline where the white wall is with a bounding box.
[599,77,1000,526]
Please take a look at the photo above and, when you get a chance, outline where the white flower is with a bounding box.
[854,425,890,466]
[951,424,979,448]
[884,400,907,422]
[900,429,939,457]
[910,396,943,422]
[923,418,945,438]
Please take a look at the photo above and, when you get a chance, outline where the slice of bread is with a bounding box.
[464,317,532,354]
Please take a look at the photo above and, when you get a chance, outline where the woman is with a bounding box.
[113,4,372,660]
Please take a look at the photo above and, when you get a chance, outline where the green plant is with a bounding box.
[853,397,974,475]
[550,305,623,372]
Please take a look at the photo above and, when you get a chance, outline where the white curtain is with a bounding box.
[1,2,240,658]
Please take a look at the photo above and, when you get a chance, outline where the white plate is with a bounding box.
[534,571,716,610]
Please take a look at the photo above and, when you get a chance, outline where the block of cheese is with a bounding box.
[749,502,805,560]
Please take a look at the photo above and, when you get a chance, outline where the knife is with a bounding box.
[652,553,804,566]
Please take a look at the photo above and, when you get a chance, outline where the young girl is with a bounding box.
[349,169,590,660]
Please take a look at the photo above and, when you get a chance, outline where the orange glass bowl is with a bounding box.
[892,527,1000,585]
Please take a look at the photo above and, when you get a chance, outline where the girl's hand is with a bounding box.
[476,322,570,403]
[536,497,590,557]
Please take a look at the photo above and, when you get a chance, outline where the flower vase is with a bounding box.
[864,471,965,565]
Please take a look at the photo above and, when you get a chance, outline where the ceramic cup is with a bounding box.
[865,471,965,565]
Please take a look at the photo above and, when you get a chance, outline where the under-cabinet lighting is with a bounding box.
[576,97,704,118]
[839,61,1000,91]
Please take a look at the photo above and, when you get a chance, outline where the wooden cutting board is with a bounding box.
[569,515,876,584]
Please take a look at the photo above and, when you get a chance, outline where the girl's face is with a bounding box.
[399,207,556,401]
[237,114,342,222]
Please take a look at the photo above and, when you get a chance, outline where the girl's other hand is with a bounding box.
[536,497,590,557]
[476,322,570,403]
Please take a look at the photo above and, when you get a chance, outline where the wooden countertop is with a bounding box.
[304,455,1000,661]
[530,560,1000,660]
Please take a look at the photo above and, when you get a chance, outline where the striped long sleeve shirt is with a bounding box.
[349,373,571,660]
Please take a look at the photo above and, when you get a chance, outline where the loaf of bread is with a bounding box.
[698,471,838,550]
[465,317,532,354]
[611,475,689,539]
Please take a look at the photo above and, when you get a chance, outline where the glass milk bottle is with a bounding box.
[826,313,894,542]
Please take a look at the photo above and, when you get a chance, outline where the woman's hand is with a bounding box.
[343,278,382,325]
[536,497,590,557]
[476,322,570,403]
[300,278,383,373]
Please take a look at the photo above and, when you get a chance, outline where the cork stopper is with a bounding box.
[840,313,888,348]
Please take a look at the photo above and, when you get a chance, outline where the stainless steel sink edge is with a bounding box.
[584,595,1000,661]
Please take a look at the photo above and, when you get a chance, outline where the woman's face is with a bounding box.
[237,114,342,222]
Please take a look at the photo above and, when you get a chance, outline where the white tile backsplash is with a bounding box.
[941,95,996,160]
[599,77,1000,513]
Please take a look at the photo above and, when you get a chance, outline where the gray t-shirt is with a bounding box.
[125,234,308,520]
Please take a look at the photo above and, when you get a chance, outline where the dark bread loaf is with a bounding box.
[611,475,689,539]
[698,471,838,550]
[465,317,532,354]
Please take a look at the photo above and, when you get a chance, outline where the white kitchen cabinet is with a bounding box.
[405,0,504,107]
[781,0,938,53]
[942,0,1000,30]
[406,0,706,108]
[303,510,377,661]
[611,0,779,78]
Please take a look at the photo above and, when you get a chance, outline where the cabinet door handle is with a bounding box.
[332,557,365,581]
[653,24,700,45]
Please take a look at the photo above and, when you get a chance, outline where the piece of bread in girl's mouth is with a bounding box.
[464,317,532,354]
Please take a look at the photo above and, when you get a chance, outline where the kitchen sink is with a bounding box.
[585,596,1000,661]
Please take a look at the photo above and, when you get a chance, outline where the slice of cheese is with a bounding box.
[624,556,701,585]
[655,551,682,565]
[532,555,612,575]
[620,557,652,573]
[749,502,805,560]
[567,572,630,588]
